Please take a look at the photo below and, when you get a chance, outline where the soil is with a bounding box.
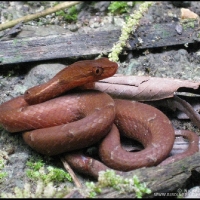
[0,1,200,198]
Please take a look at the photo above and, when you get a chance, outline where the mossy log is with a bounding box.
[78,152,200,198]
[65,149,200,198]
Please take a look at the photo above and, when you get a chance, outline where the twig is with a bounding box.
[0,1,81,31]
[60,156,82,188]
[173,95,200,130]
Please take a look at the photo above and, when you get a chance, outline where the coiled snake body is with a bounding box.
[0,58,198,177]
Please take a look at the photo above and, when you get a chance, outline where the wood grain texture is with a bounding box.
[0,20,199,65]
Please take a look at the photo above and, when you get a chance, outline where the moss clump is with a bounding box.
[181,18,197,30]
[86,169,151,198]
[26,158,72,184]
[55,5,78,23]
[0,150,9,182]
[108,1,132,15]
[0,159,7,182]
[1,156,72,198]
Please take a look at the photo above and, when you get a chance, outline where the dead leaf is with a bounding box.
[181,8,199,19]
[94,74,200,101]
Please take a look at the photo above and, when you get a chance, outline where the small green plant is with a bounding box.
[181,18,197,30]
[108,1,133,15]
[0,159,7,181]
[26,158,72,184]
[86,169,151,198]
[1,157,72,198]
[56,5,78,22]
[26,158,44,171]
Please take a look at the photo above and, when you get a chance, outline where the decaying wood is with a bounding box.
[98,153,200,198]
[0,28,121,65]
[78,152,200,198]
[128,19,200,49]
[0,20,199,65]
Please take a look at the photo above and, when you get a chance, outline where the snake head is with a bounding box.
[24,58,118,104]
[91,57,118,79]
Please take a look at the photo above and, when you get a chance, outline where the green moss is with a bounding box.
[0,159,7,182]
[2,11,13,21]
[26,158,72,184]
[56,5,78,23]
[0,171,7,180]
[86,169,151,198]
[1,156,72,198]
[26,158,44,170]
[108,1,132,15]
[181,18,197,30]
[0,151,9,182]
[181,165,187,171]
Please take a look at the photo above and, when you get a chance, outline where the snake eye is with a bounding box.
[93,66,103,76]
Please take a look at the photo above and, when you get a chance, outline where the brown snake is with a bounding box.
[0,57,198,178]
